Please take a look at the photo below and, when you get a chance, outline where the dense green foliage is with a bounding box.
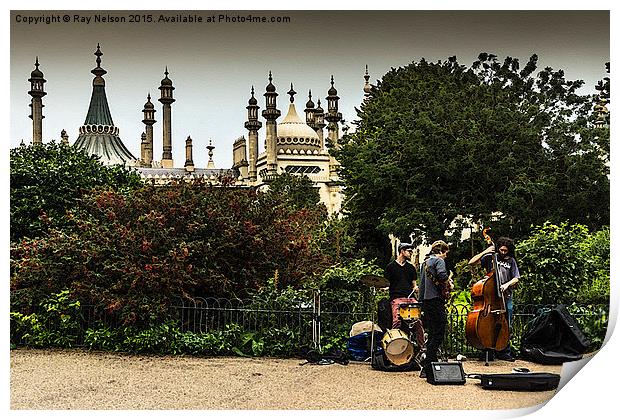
[336,54,609,261]
[515,222,610,305]
[10,142,142,242]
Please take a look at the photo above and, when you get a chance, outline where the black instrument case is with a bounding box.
[469,372,561,391]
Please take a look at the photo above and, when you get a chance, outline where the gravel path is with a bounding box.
[10,348,563,410]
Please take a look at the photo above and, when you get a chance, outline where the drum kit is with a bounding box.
[360,275,425,367]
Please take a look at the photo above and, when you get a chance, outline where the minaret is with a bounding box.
[304,90,316,126]
[60,129,69,145]
[594,96,609,128]
[74,44,137,166]
[313,99,326,149]
[244,86,262,181]
[325,75,342,147]
[28,57,46,145]
[262,71,281,178]
[325,76,342,180]
[363,65,372,98]
[185,136,195,172]
[159,67,175,169]
[141,93,156,167]
[206,139,216,169]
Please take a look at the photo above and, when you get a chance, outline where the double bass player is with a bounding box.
[469,237,520,361]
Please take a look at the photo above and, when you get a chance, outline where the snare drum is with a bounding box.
[381,329,414,365]
[399,302,422,321]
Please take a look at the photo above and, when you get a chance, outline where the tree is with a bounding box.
[10,142,142,242]
[335,54,609,260]
[263,173,323,212]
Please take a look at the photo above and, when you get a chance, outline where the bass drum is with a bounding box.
[381,329,414,366]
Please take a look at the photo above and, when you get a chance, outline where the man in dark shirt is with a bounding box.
[384,243,424,348]
[469,236,520,361]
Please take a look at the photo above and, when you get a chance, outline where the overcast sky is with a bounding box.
[10,9,609,169]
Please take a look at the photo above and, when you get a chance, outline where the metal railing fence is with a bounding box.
[12,295,608,357]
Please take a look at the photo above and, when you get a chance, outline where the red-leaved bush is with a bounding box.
[11,179,333,327]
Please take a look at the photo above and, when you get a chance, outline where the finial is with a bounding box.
[94,43,103,67]
[251,85,255,95]
[308,90,312,100]
[287,83,296,103]
[331,75,335,87]
[147,93,151,101]
[363,65,372,95]
[269,71,273,83]
[35,56,40,69]
[164,66,169,77]
[91,44,107,79]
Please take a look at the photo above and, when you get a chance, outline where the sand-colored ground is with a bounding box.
[10,348,563,410]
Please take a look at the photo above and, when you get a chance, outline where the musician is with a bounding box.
[469,236,520,362]
[384,243,424,348]
[419,240,452,379]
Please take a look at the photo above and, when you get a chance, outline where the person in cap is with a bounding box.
[419,240,453,379]
[384,242,424,348]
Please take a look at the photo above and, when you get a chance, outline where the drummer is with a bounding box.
[385,243,425,347]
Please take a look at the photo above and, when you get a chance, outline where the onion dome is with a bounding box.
[160,67,173,86]
[143,93,155,110]
[315,99,324,114]
[30,57,44,79]
[328,75,338,96]
[277,98,321,152]
[306,90,315,109]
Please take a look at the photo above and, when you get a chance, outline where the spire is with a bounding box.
[266,70,276,92]
[83,44,114,125]
[91,43,107,83]
[363,65,371,96]
[74,44,136,166]
[287,83,297,103]
[248,85,258,105]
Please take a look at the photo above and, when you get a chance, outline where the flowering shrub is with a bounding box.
[11,179,333,327]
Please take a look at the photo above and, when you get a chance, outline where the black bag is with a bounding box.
[520,305,590,365]
[469,372,561,391]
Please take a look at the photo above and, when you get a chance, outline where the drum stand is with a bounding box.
[366,286,377,363]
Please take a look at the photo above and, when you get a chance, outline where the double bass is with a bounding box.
[465,228,510,356]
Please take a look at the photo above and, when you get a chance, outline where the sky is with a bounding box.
[9,9,610,169]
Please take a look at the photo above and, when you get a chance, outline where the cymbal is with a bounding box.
[360,275,389,288]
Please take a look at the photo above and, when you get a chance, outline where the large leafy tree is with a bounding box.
[10,142,142,242]
[336,54,609,260]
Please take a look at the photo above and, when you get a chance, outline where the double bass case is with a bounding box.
[469,372,561,391]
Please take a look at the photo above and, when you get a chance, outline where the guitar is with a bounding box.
[424,262,454,301]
